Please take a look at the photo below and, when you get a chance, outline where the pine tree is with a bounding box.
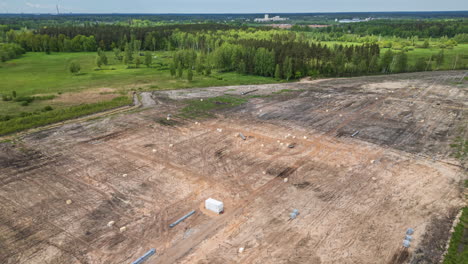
[284,57,293,81]
[123,43,133,65]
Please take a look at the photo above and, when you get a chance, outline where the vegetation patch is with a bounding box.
[443,207,468,264]
[179,96,247,119]
[272,89,296,94]
[0,96,131,136]
[450,136,467,160]
[155,117,179,126]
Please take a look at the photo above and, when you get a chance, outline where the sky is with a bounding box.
[0,0,466,14]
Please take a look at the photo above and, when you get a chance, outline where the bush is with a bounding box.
[43,106,53,111]
[0,115,11,121]
[69,61,81,75]
[0,43,25,62]
[14,96,35,103]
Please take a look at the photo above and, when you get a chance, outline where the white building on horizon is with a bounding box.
[254,14,289,22]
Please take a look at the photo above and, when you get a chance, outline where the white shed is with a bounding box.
[205,198,224,214]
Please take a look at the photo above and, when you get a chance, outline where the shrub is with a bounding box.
[69,62,81,75]
[43,106,53,111]
[14,96,35,103]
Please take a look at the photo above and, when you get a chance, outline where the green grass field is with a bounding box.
[382,44,468,70]
[443,207,468,264]
[0,51,280,135]
[0,51,280,116]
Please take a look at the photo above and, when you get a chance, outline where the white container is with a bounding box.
[205,198,224,214]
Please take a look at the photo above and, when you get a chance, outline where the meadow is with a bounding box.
[382,44,468,70]
[0,51,281,135]
[0,51,280,115]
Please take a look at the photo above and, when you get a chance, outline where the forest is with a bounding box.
[1,20,466,80]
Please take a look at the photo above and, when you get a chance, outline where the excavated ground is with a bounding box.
[0,71,466,264]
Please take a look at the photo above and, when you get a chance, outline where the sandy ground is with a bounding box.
[0,71,466,264]
[50,88,121,105]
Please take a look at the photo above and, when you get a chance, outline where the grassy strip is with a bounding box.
[450,136,467,160]
[179,96,247,119]
[0,96,131,136]
[444,207,468,264]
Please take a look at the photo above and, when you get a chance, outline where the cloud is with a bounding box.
[25,2,52,9]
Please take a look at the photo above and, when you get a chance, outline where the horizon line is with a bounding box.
[0,10,467,15]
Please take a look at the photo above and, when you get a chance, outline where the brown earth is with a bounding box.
[0,71,466,264]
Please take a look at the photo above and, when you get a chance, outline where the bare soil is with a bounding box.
[0,71,466,264]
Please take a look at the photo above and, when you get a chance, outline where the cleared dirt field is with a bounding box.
[0,71,466,264]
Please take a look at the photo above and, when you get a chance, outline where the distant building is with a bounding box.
[255,14,289,22]
[338,17,372,23]
[268,24,330,29]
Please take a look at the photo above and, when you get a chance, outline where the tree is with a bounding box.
[284,57,293,80]
[145,51,152,67]
[204,66,211,76]
[274,64,281,80]
[113,48,122,61]
[100,52,108,65]
[99,40,106,50]
[170,63,176,77]
[391,52,408,73]
[380,50,393,73]
[422,40,430,48]
[195,54,205,74]
[123,43,133,65]
[435,50,444,68]
[187,68,193,81]
[413,57,427,72]
[177,64,183,78]
[368,54,379,73]
[152,37,157,51]
[135,55,141,68]
[69,62,81,75]
[95,55,103,68]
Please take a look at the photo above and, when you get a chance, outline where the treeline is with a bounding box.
[36,24,244,50]
[0,43,24,62]
[319,20,468,38]
[3,24,247,52]
[169,40,381,79]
